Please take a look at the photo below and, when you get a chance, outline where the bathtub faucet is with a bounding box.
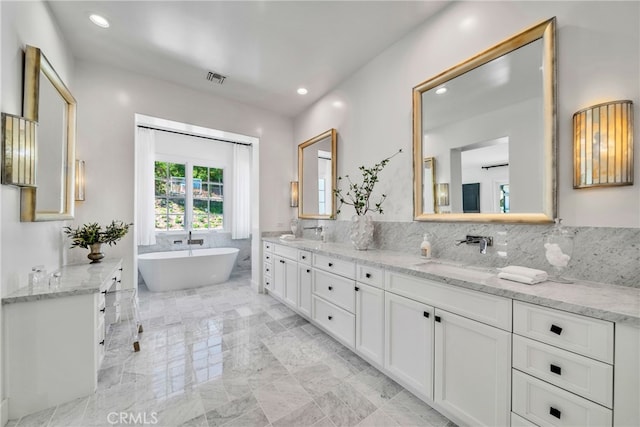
[187,231,204,246]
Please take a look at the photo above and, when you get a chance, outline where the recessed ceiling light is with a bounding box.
[89,14,110,28]
[297,88,308,95]
[435,87,447,95]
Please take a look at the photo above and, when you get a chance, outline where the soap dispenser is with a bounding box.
[420,233,432,259]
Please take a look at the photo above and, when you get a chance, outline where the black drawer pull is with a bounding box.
[550,324,563,335]
[423,311,430,318]
[266,256,270,259]
[302,255,306,260]
[365,273,371,279]
[328,262,333,267]
[355,286,360,291]
[102,290,108,295]
[100,307,106,313]
[435,315,441,322]
[280,260,285,264]
[265,281,270,287]
[99,340,105,346]
[118,268,123,271]
[266,268,270,272]
[306,269,310,273]
[550,364,562,375]
[117,280,122,283]
[328,316,333,320]
[112,277,117,281]
[328,286,333,291]
[549,407,561,419]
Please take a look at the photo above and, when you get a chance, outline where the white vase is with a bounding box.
[349,214,374,250]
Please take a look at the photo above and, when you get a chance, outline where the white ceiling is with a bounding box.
[47,1,449,117]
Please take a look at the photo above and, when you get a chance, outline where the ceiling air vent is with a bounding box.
[206,71,226,84]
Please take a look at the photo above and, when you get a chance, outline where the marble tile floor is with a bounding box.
[8,271,456,427]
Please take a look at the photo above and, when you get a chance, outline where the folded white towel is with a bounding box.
[499,265,548,281]
[279,234,295,241]
[498,271,547,285]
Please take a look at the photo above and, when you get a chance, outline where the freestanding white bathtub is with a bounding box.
[138,248,239,292]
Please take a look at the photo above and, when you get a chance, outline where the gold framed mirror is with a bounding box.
[298,129,337,219]
[413,18,556,223]
[21,45,76,221]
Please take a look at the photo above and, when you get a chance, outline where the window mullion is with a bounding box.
[186,162,193,231]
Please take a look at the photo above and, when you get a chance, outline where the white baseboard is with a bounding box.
[250,278,261,293]
[1,398,9,427]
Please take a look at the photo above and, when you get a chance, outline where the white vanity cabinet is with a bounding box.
[385,270,512,426]
[384,291,434,401]
[262,241,274,291]
[434,309,511,427]
[512,301,615,427]
[297,264,313,317]
[355,281,384,367]
[2,260,123,419]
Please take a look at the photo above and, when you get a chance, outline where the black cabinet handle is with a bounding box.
[266,256,270,260]
[423,311,430,318]
[365,273,371,279]
[265,281,270,287]
[112,277,117,281]
[306,269,310,273]
[328,262,333,267]
[117,280,122,283]
[549,407,561,419]
[355,286,360,291]
[328,316,333,320]
[118,268,123,271]
[302,255,306,260]
[102,290,108,295]
[100,307,106,313]
[280,260,285,264]
[550,364,562,375]
[435,315,441,322]
[266,268,270,272]
[328,286,333,291]
[99,340,105,346]
[550,324,563,335]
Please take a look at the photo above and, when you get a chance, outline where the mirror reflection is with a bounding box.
[21,45,76,221]
[298,129,337,219]
[413,18,556,223]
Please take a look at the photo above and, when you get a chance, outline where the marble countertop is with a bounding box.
[265,237,640,327]
[2,259,123,305]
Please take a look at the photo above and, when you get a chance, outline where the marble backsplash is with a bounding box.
[293,219,639,288]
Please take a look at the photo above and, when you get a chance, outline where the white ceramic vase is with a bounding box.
[349,214,374,250]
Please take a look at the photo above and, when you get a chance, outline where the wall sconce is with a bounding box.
[436,183,449,206]
[1,113,37,187]
[290,181,299,207]
[75,159,85,201]
[573,100,633,188]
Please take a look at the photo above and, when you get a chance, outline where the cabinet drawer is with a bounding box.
[263,252,274,264]
[274,244,298,260]
[263,262,273,278]
[513,335,613,408]
[263,275,273,290]
[513,301,613,363]
[313,254,356,279]
[512,370,612,427]
[385,271,511,331]
[298,250,312,265]
[357,264,384,288]
[263,241,274,252]
[312,296,355,347]
[313,269,355,313]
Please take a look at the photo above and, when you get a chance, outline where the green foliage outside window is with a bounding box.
[154,161,223,231]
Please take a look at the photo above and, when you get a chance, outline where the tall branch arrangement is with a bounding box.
[333,149,402,216]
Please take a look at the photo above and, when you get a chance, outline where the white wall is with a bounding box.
[70,60,294,290]
[0,1,75,421]
[293,1,640,228]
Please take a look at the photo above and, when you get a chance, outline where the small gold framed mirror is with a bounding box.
[21,45,76,221]
[298,129,337,219]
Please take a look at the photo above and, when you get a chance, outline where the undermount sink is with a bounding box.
[411,260,494,281]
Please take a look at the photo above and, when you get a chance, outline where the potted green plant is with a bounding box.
[333,149,402,250]
[63,220,132,263]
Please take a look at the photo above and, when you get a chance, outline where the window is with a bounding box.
[500,184,510,213]
[155,161,224,231]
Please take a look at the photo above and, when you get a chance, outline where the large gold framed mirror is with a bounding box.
[298,129,337,219]
[413,18,556,223]
[21,45,76,221]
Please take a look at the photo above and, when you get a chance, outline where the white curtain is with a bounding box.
[232,143,251,239]
[136,127,157,246]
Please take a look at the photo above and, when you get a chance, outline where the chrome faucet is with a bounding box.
[304,225,323,238]
[455,235,493,254]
